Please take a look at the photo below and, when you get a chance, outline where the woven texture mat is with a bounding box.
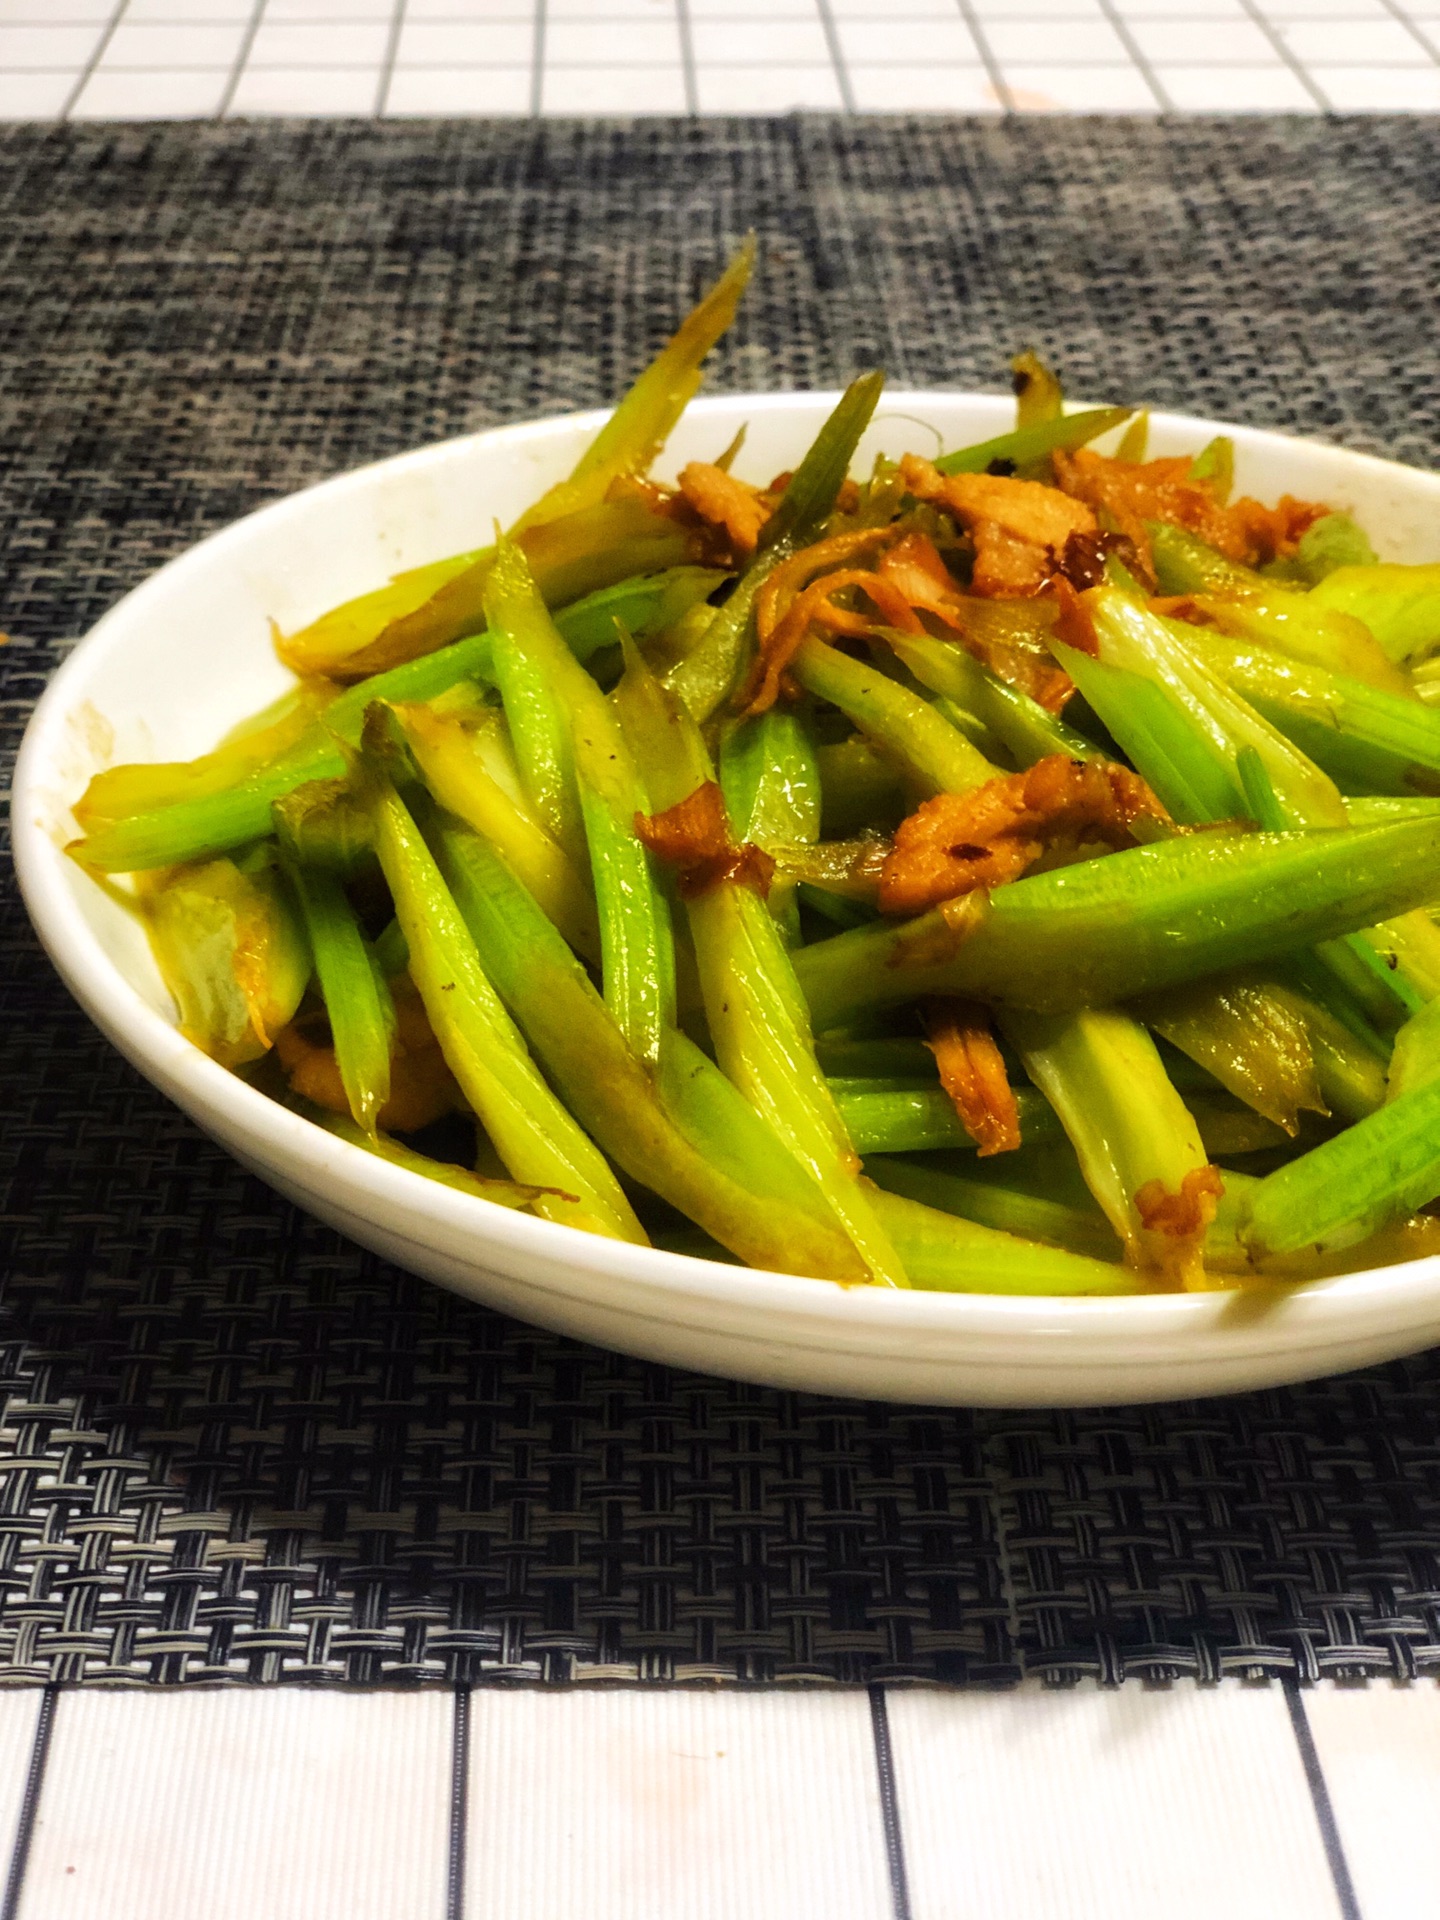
[4,116,1440,1689]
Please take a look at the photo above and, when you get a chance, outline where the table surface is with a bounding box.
[3,111,1440,1920]
[0,1677,1436,1918]
[2,0,1440,120]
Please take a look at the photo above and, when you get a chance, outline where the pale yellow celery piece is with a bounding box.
[392,700,599,961]
[75,688,330,833]
[371,776,645,1243]
[275,549,488,677]
[617,642,908,1287]
[1095,593,1350,828]
[511,237,755,534]
[144,853,310,1069]
[1002,1006,1220,1289]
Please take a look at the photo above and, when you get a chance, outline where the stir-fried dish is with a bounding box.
[69,241,1440,1296]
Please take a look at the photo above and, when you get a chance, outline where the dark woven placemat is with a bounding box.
[3,116,1440,1689]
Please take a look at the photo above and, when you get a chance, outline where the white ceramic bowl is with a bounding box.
[15,391,1440,1406]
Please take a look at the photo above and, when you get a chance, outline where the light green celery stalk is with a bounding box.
[1190,627,1440,789]
[281,856,394,1134]
[1128,970,1324,1135]
[73,629,500,873]
[142,844,311,1069]
[364,760,644,1243]
[792,814,1440,1026]
[835,1084,1064,1155]
[512,238,755,534]
[552,567,727,657]
[616,642,909,1286]
[1086,590,1348,827]
[300,1104,545,1208]
[485,540,674,1062]
[73,574,717,878]
[865,1154,1125,1266]
[1269,513,1377,586]
[1053,644,1245,824]
[790,637,999,796]
[1088,591,1436,1017]
[420,803,872,1281]
[391,700,599,960]
[666,370,886,722]
[863,1185,1133,1295]
[719,708,821,943]
[933,406,1133,477]
[1308,563,1440,666]
[1386,995,1440,1103]
[1001,1007,1220,1284]
[885,629,1098,768]
[1242,1073,1440,1256]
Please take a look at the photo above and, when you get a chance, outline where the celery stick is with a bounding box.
[513,238,755,534]
[1244,1074,1440,1255]
[392,701,599,959]
[666,371,885,721]
[299,1105,543,1208]
[933,405,1133,477]
[620,646,909,1286]
[866,1153,1123,1263]
[835,1084,1063,1154]
[1054,644,1242,824]
[426,807,870,1280]
[886,629,1098,768]
[720,707,821,943]
[1309,563,1440,666]
[791,637,999,797]
[368,769,644,1242]
[283,857,394,1134]
[143,846,310,1069]
[793,815,1440,1025]
[1195,628,1440,786]
[487,543,675,1060]
[1002,1006,1218,1282]
[864,1185,1134,1294]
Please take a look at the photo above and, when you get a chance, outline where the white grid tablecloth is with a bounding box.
[0,0,1438,121]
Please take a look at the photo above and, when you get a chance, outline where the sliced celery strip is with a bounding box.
[933,405,1133,478]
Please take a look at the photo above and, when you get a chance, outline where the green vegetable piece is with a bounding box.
[1310,563,1440,667]
[621,645,909,1287]
[864,1182,1133,1295]
[666,371,886,721]
[793,814,1440,1026]
[1244,1073,1440,1256]
[392,699,599,961]
[791,636,999,798]
[1010,350,1064,429]
[1001,1007,1217,1282]
[487,542,676,1062]
[143,846,310,1069]
[426,805,873,1281]
[552,566,728,656]
[513,238,755,534]
[720,707,821,943]
[834,1084,1063,1155]
[866,1153,1123,1263]
[933,406,1133,478]
[300,1104,546,1208]
[1055,643,1243,825]
[886,630,1098,769]
[282,856,394,1135]
[1188,436,1234,502]
[1269,513,1377,587]
[366,761,644,1243]
[1131,969,1324,1135]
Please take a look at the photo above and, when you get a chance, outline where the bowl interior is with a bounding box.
[15,391,1440,1405]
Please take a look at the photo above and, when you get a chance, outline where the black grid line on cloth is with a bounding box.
[0,117,1438,1688]
[1283,1681,1364,1920]
[0,1688,56,1920]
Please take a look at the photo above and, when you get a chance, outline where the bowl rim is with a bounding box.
[15,387,1440,1349]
